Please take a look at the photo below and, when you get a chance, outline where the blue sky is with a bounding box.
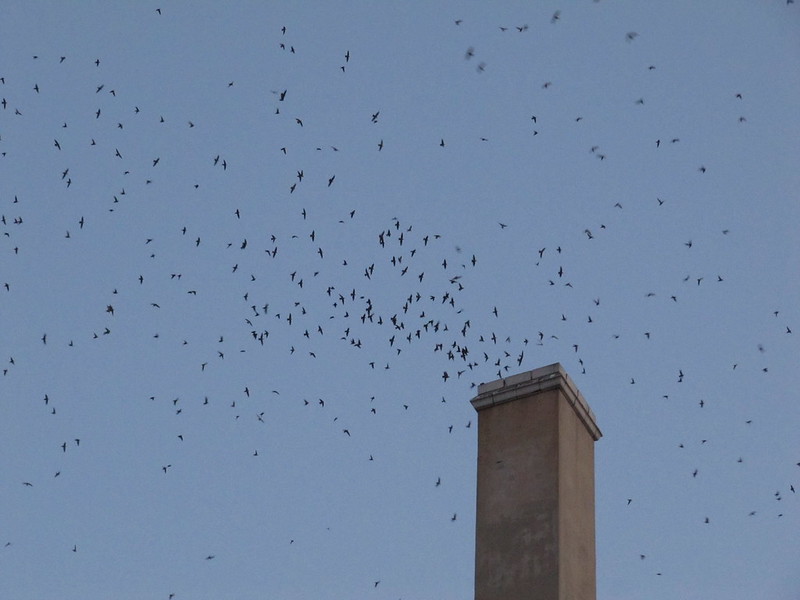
[1,2,799,599]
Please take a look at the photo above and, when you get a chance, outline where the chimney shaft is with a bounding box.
[471,363,601,600]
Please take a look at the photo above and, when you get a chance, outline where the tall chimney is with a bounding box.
[471,363,602,600]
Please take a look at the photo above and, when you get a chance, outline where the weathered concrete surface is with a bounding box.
[472,363,601,600]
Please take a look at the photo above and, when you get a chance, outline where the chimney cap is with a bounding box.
[471,362,601,440]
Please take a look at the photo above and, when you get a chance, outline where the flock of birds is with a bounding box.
[1,5,797,598]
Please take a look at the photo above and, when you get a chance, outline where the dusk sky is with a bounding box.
[1,2,799,599]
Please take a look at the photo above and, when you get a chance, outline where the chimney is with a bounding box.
[471,363,602,600]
